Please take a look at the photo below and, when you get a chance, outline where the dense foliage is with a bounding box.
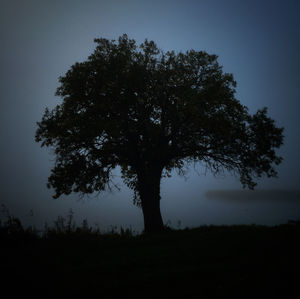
[36,34,283,231]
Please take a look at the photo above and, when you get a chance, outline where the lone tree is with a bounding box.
[36,34,283,233]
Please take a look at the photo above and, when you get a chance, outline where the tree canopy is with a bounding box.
[35,34,284,232]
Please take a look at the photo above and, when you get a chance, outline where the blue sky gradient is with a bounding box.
[1,0,299,231]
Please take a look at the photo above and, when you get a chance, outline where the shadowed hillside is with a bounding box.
[1,215,300,298]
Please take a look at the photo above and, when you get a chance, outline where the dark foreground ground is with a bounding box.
[1,221,300,298]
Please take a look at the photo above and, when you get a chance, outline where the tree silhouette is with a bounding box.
[35,34,284,232]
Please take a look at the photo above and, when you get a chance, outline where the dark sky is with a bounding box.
[1,0,300,231]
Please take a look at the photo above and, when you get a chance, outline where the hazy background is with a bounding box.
[1,0,300,232]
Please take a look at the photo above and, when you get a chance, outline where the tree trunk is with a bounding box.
[137,168,164,233]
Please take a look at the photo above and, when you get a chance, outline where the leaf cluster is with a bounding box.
[35,34,284,200]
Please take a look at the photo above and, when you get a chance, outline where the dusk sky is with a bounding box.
[1,0,300,232]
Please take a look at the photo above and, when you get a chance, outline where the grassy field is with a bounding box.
[1,218,300,298]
